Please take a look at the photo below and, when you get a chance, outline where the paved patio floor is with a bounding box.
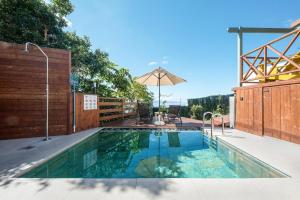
[1,128,300,200]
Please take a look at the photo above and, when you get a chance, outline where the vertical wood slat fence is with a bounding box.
[98,97,137,125]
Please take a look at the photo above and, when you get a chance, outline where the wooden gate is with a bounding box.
[235,87,263,136]
[263,84,300,142]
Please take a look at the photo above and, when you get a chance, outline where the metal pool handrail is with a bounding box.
[202,112,213,138]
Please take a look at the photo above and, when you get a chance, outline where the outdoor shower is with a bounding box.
[24,42,49,141]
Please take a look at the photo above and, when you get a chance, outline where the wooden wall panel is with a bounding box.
[280,85,292,141]
[235,87,262,136]
[235,89,244,131]
[240,89,245,130]
[290,84,300,144]
[248,88,254,132]
[253,88,263,135]
[235,81,300,144]
[244,89,249,131]
[263,87,272,137]
[0,41,72,139]
[75,93,99,132]
[271,87,281,139]
[235,90,241,129]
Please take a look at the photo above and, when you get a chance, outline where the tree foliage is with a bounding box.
[0,0,153,103]
[0,0,71,46]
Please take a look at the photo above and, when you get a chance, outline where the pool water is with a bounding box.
[21,130,286,178]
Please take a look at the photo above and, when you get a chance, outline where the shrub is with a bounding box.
[191,104,203,119]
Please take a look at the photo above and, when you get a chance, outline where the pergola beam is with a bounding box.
[227,27,295,34]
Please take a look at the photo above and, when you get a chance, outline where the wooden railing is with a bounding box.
[98,97,137,124]
[240,28,300,84]
[124,101,137,117]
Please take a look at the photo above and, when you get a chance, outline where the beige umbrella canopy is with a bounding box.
[135,67,186,108]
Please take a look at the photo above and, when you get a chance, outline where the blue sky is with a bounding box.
[67,0,300,105]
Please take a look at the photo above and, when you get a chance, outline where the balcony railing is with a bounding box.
[240,28,300,85]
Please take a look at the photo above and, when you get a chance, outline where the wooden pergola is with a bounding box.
[228,24,299,86]
[240,28,300,85]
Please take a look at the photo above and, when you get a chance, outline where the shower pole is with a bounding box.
[25,42,49,141]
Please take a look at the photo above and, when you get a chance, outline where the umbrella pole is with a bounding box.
[158,72,161,110]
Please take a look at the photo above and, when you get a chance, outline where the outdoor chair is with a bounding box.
[166,105,182,126]
[136,101,152,124]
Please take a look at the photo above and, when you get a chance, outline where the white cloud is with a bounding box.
[162,60,168,65]
[161,56,168,65]
[148,61,158,66]
[148,56,169,66]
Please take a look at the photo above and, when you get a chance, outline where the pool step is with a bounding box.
[210,139,218,150]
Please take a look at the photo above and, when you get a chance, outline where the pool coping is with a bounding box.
[216,137,290,178]
[18,127,289,179]
[1,128,300,200]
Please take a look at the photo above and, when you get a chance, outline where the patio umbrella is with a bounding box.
[135,67,186,108]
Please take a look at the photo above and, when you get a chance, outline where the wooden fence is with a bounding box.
[0,41,72,139]
[0,41,137,139]
[98,97,137,124]
[74,93,99,132]
[75,95,137,130]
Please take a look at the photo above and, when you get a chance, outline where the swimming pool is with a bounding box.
[21,129,287,178]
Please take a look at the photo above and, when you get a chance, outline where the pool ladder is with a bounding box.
[210,138,218,150]
[202,112,225,138]
[202,112,213,137]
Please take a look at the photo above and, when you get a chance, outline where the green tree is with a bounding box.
[128,80,154,104]
[61,33,119,96]
[0,0,72,47]
[111,68,132,97]
[0,0,154,102]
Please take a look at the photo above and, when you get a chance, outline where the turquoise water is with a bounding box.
[21,130,286,178]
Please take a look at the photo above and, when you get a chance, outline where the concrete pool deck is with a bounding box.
[0,128,101,179]
[1,128,300,200]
